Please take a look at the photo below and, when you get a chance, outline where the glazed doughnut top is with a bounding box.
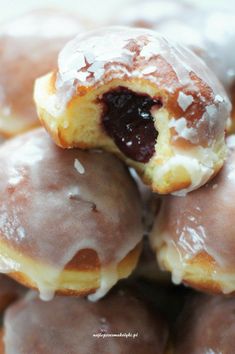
[152,136,235,279]
[0,9,84,136]
[51,26,230,150]
[4,290,168,354]
[174,295,235,354]
[0,128,143,299]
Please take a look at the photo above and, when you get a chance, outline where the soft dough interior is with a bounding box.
[35,73,225,194]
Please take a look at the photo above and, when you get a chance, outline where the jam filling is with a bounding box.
[101,87,162,163]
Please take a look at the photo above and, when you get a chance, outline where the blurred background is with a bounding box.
[0,0,230,24]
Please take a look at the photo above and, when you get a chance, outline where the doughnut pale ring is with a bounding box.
[151,135,235,294]
[0,128,143,301]
[35,26,230,195]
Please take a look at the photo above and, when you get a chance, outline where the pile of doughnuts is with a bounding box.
[1,0,235,352]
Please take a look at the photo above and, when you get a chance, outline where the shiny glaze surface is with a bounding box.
[0,128,143,298]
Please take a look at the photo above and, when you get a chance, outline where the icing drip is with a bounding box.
[0,129,143,300]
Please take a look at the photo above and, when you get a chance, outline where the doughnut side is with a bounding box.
[0,238,142,298]
[156,242,235,295]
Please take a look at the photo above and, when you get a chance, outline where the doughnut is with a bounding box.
[0,275,25,313]
[0,128,143,301]
[34,26,230,195]
[171,294,235,353]
[117,1,235,132]
[0,9,86,139]
[0,287,168,354]
[150,135,235,294]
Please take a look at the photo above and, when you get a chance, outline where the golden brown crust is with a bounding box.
[5,243,142,296]
[157,243,235,295]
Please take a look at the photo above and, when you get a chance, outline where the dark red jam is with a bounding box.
[101,87,162,163]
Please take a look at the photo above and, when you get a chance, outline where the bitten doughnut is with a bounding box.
[171,294,235,353]
[150,135,235,294]
[0,9,86,138]
[0,275,25,313]
[0,128,143,301]
[0,287,168,354]
[35,26,230,195]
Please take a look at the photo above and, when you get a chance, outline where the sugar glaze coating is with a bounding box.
[0,128,143,300]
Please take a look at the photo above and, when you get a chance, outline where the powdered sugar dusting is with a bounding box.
[177,92,194,111]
